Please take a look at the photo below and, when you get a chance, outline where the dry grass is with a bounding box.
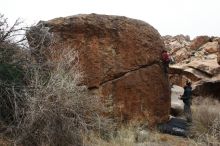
[83,124,193,146]
[85,126,135,146]
[190,97,220,146]
[0,137,12,146]
[83,97,220,146]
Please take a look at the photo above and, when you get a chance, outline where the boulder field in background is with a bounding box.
[27,14,171,126]
[164,35,220,98]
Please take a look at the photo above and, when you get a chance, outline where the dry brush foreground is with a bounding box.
[82,97,220,146]
[1,48,114,146]
[0,15,113,146]
[190,97,220,146]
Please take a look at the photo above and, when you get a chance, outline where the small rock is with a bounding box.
[135,129,150,143]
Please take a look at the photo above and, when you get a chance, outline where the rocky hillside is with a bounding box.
[164,35,220,98]
[163,35,219,64]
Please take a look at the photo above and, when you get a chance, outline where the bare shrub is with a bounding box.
[0,14,27,127]
[0,13,28,66]
[11,48,112,146]
[0,18,114,146]
[0,14,26,44]
[26,22,53,64]
[190,97,220,145]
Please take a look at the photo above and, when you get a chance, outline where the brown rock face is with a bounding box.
[201,41,219,53]
[174,48,190,63]
[190,36,210,50]
[218,50,220,65]
[217,39,220,65]
[29,14,171,126]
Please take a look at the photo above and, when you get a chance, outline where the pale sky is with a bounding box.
[1,0,219,39]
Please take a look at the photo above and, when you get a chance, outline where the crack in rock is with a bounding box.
[100,61,160,86]
[87,61,161,90]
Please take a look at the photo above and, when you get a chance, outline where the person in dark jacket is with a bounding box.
[180,81,192,122]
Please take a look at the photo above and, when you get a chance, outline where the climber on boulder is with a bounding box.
[161,50,171,73]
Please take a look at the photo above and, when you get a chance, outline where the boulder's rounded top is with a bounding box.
[46,13,149,26]
[42,14,160,37]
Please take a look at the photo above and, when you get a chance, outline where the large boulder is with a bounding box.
[187,59,220,77]
[201,41,219,53]
[190,36,210,50]
[28,14,171,126]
